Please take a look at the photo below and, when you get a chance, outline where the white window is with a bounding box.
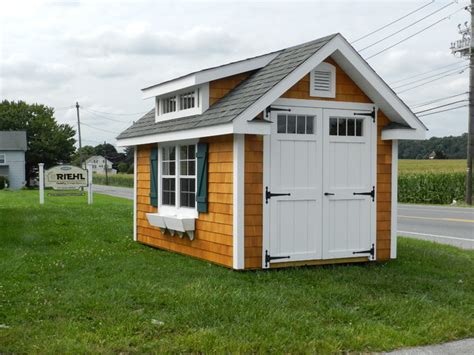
[329,117,364,136]
[155,84,209,122]
[277,114,315,135]
[179,91,197,110]
[310,62,336,98]
[0,154,5,164]
[160,144,196,211]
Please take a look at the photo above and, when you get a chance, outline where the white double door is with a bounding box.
[267,107,375,264]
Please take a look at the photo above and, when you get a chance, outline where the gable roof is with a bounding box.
[117,33,426,143]
[0,131,27,151]
[118,34,336,140]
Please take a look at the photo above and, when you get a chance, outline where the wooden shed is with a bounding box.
[117,33,426,270]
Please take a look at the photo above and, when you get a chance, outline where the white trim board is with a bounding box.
[233,134,245,270]
[117,121,271,147]
[142,52,279,99]
[391,140,398,259]
[133,146,138,241]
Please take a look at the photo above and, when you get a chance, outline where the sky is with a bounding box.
[0,0,470,149]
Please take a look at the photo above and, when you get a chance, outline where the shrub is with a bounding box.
[398,172,470,204]
[93,174,133,188]
[0,176,9,190]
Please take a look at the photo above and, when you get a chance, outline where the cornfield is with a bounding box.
[93,174,134,188]
[398,172,471,204]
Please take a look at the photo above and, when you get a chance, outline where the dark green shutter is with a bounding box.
[196,142,209,213]
[150,146,158,207]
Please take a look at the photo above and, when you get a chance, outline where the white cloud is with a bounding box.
[65,25,240,57]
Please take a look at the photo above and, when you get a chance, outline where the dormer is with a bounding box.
[154,84,209,122]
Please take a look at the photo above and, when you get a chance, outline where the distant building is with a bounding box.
[0,131,27,189]
[83,155,117,175]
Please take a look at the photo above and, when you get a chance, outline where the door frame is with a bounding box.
[262,98,377,268]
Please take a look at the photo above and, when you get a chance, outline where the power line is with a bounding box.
[366,6,466,60]
[351,0,435,44]
[418,104,468,117]
[359,1,456,52]
[393,65,469,90]
[414,99,469,114]
[389,61,467,85]
[81,121,120,135]
[409,92,469,108]
[397,67,468,94]
[82,108,132,124]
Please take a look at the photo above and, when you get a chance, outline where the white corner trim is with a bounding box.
[233,134,245,270]
[262,134,270,269]
[133,145,137,241]
[381,127,426,140]
[117,123,234,146]
[142,52,279,99]
[391,140,398,259]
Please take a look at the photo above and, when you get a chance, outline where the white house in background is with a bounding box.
[83,155,117,175]
[0,131,27,189]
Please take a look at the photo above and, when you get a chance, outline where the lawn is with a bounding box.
[1,190,473,353]
[399,159,466,174]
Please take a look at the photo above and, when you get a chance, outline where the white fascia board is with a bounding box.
[142,52,279,99]
[329,37,428,132]
[233,34,427,137]
[381,127,426,140]
[117,123,233,146]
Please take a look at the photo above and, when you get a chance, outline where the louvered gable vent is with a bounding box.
[310,62,336,98]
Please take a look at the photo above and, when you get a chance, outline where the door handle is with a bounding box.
[324,192,335,196]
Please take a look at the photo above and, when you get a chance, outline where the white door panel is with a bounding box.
[268,108,323,264]
[322,108,376,260]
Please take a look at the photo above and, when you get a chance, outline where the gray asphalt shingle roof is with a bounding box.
[0,131,27,151]
[117,34,337,140]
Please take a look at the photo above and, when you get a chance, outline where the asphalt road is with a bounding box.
[398,204,474,249]
[93,184,133,200]
[92,185,473,249]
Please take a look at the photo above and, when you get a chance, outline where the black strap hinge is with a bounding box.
[353,186,375,201]
[353,243,375,259]
[265,186,291,204]
[265,106,291,118]
[265,250,290,267]
[354,107,376,123]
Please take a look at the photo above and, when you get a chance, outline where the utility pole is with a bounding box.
[104,141,109,186]
[450,2,473,205]
[76,102,83,169]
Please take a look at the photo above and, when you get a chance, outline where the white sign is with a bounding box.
[45,165,88,190]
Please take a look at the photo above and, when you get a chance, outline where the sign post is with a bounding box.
[87,163,93,205]
[39,163,44,205]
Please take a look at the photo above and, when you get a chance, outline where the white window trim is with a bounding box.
[310,62,336,98]
[158,140,198,219]
[155,84,209,123]
[0,153,6,165]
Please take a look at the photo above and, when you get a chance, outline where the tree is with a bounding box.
[0,100,76,185]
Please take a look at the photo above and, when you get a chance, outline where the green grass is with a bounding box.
[399,159,466,174]
[1,190,473,352]
[93,173,133,187]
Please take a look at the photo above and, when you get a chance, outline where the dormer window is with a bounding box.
[155,84,209,122]
[310,62,336,98]
[162,96,177,113]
